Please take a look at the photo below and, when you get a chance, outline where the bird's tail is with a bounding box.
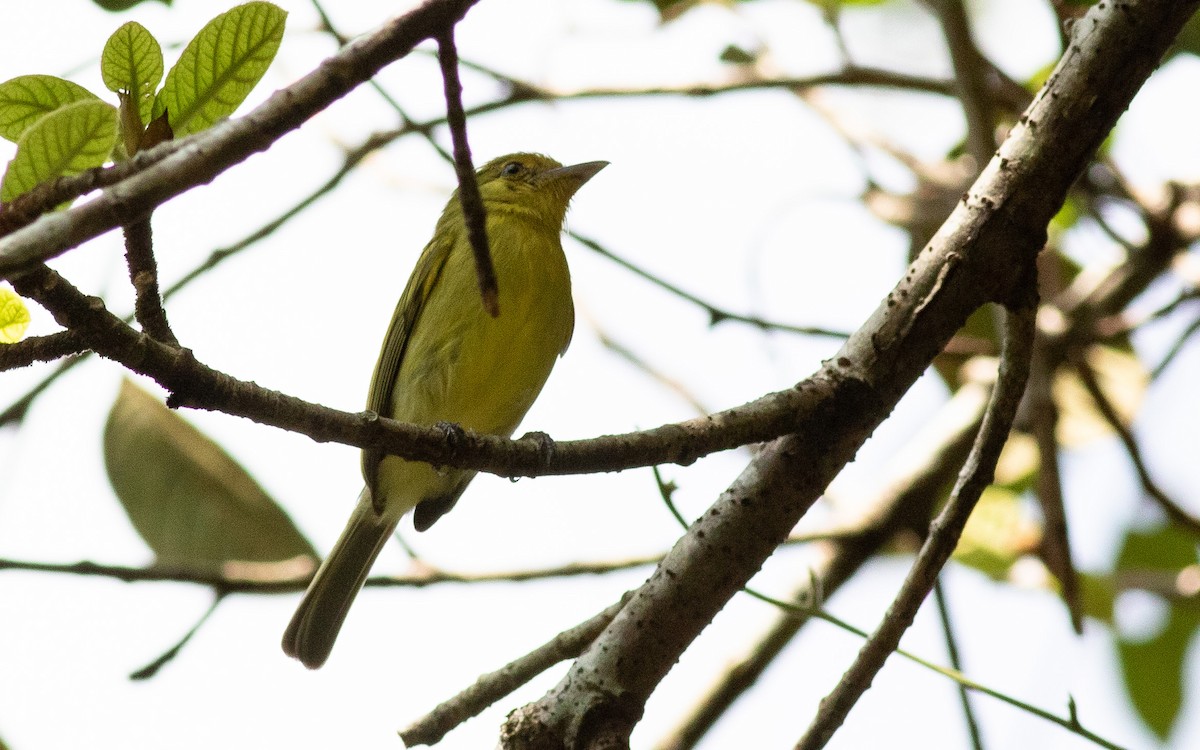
[282,490,396,669]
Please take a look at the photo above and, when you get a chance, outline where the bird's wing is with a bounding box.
[361,231,455,507]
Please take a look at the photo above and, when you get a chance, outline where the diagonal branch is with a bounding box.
[796,301,1035,749]
[654,376,989,750]
[496,1,1200,746]
[1070,349,1200,536]
[402,596,631,747]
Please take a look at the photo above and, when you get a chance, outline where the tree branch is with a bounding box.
[496,1,1200,745]
[796,301,1036,750]
[122,217,178,345]
[0,0,482,278]
[403,596,630,747]
[437,26,498,316]
[654,377,990,750]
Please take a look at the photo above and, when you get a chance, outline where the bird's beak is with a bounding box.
[539,160,609,190]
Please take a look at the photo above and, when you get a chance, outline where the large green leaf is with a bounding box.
[0,99,118,203]
[104,379,316,572]
[1114,525,1200,739]
[0,75,99,143]
[101,21,164,128]
[152,2,286,138]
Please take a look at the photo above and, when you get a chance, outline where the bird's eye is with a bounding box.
[501,161,523,176]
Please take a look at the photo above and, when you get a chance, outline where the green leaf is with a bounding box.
[1117,607,1198,739]
[104,379,317,572]
[0,99,118,203]
[101,22,164,128]
[0,75,100,143]
[92,0,171,10]
[1053,345,1147,447]
[1115,525,1200,739]
[1117,524,1198,577]
[718,45,758,65]
[953,485,1040,579]
[1078,571,1116,625]
[152,2,287,138]
[1169,8,1200,60]
[0,286,30,343]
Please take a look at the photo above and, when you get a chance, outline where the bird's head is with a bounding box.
[472,153,607,228]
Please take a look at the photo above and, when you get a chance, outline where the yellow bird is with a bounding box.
[282,153,606,668]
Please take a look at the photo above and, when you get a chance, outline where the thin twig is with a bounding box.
[570,231,850,339]
[592,321,711,417]
[1026,338,1083,632]
[0,0,483,277]
[1151,312,1200,379]
[933,579,985,750]
[0,331,87,372]
[1070,350,1200,536]
[930,0,997,168]
[756,591,1128,750]
[122,218,178,345]
[795,301,1036,750]
[436,27,498,317]
[308,0,455,164]
[129,593,224,680]
[0,552,655,592]
[402,596,630,747]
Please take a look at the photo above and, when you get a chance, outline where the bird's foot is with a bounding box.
[434,420,466,455]
[519,430,557,468]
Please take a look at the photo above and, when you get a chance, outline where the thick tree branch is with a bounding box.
[654,378,990,750]
[497,1,1199,746]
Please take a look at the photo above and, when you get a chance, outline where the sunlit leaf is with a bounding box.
[993,432,1038,493]
[0,75,99,143]
[931,307,1000,386]
[1048,194,1083,237]
[152,1,286,138]
[954,485,1041,580]
[104,379,316,571]
[0,287,31,343]
[1115,525,1200,739]
[101,22,164,128]
[0,99,118,203]
[1054,344,1148,446]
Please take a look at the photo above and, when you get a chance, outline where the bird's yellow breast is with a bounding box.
[375,210,574,513]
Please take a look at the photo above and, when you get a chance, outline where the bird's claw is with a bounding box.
[434,420,466,453]
[519,430,557,467]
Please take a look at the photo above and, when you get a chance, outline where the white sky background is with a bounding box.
[0,0,1198,748]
